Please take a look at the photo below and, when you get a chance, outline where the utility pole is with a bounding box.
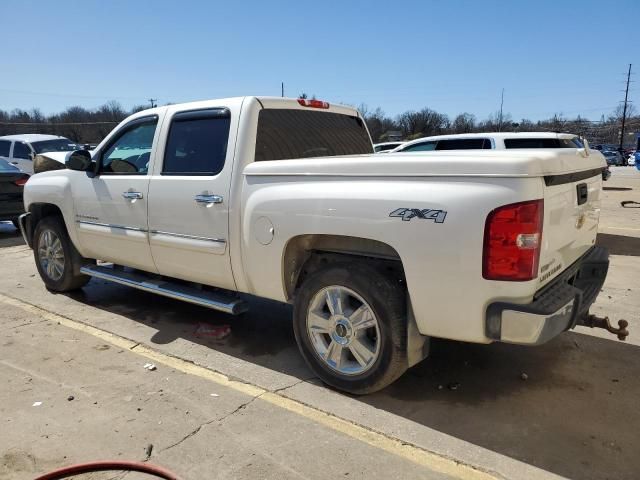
[618,64,632,156]
[148,98,157,108]
[281,82,284,98]
[498,88,504,132]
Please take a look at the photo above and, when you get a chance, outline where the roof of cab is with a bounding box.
[0,134,72,143]
[135,96,361,118]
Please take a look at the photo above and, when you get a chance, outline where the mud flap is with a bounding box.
[407,298,429,367]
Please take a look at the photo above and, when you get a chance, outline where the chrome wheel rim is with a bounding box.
[38,229,65,281]
[306,286,381,376]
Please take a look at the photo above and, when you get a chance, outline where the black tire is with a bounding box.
[293,262,408,395]
[33,216,90,292]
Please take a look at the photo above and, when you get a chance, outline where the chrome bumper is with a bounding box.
[486,246,609,345]
[17,212,31,247]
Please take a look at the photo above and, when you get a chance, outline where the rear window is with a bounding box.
[436,138,492,150]
[504,138,582,149]
[254,109,372,161]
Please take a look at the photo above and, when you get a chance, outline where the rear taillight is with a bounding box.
[483,199,544,281]
[13,177,28,187]
[297,99,330,109]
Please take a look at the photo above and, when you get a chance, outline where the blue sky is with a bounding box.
[1,0,638,121]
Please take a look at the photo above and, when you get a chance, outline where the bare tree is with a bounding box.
[452,113,476,133]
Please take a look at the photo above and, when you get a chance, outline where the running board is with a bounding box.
[80,265,248,315]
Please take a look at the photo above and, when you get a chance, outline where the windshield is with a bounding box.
[31,139,77,154]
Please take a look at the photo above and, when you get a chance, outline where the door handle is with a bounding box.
[122,191,143,200]
[194,194,223,205]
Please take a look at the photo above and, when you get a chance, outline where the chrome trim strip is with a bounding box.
[77,220,147,232]
[79,265,247,315]
[18,212,31,246]
[149,230,226,244]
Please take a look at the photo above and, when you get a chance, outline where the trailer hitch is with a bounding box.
[580,314,629,341]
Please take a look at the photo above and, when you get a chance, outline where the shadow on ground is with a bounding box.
[603,186,632,191]
[597,233,640,256]
[0,222,24,248]
[59,278,639,480]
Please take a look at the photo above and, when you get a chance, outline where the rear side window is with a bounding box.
[504,138,581,148]
[255,109,372,161]
[13,142,32,159]
[0,140,10,157]
[163,109,230,175]
[435,138,492,150]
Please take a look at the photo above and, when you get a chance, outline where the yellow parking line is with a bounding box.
[0,293,498,480]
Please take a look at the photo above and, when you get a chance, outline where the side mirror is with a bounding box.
[66,150,93,171]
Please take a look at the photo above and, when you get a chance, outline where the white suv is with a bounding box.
[390,132,586,152]
[0,134,78,174]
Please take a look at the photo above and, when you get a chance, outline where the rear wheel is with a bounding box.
[33,216,90,292]
[293,262,408,394]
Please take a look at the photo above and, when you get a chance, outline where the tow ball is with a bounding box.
[580,314,630,341]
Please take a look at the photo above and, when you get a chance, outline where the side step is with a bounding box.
[80,264,249,315]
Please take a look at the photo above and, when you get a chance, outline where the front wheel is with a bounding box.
[293,262,408,394]
[33,216,90,292]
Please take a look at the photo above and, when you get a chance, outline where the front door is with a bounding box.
[72,115,161,272]
[147,107,236,290]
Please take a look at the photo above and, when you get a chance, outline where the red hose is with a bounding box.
[33,460,182,480]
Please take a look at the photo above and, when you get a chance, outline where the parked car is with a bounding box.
[18,96,612,394]
[602,150,625,166]
[389,132,611,180]
[0,159,29,228]
[373,141,404,153]
[0,134,78,174]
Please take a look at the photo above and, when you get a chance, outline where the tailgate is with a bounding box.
[537,167,602,287]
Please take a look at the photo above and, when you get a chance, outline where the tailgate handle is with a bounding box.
[577,183,588,205]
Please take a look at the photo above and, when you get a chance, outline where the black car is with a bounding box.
[0,159,29,228]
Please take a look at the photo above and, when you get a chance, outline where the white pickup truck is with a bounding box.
[18,97,623,394]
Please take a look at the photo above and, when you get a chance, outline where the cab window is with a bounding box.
[100,117,158,174]
[436,138,492,150]
[402,141,437,152]
[0,140,10,157]
[13,142,32,159]
[162,109,231,175]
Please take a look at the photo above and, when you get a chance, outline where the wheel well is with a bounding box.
[26,203,64,245]
[282,234,406,301]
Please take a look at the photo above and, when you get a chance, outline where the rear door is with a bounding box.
[147,107,237,290]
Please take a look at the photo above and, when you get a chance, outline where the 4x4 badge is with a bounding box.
[389,208,447,223]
